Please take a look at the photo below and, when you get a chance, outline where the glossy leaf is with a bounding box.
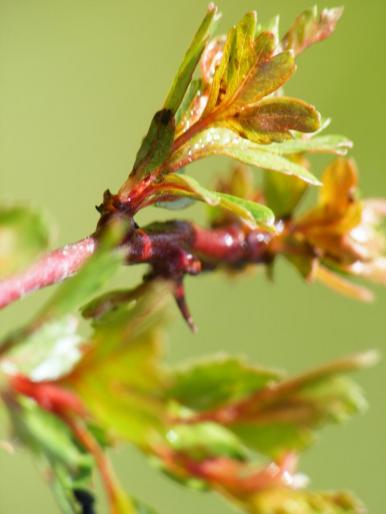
[219,97,320,144]
[261,134,353,155]
[164,4,219,114]
[175,79,202,128]
[283,6,344,56]
[169,128,321,185]
[0,205,52,279]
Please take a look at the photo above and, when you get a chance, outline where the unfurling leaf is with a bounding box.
[164,4,220,115]
[0,205,52,279]
[282,6,344,56]
[200,14,320,145]
[156,173,275,229]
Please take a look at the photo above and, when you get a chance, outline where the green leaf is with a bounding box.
[175,79,202,127]
[131,109,175,179]
[260,134,353,155]
[166,422,247,461]
[169,128,321,185]
[169,355,280,412]
[164,4,219,114]
[248,487,364,514]
[63,282,171,447]
[216,192,275,230]
[228,353,375,458]
[0,205,52,278]
[205,12,260,113]
[8,398,93,514]
[283,6,344,56]
[159,173,275,229]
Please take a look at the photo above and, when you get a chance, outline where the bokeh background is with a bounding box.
[0,0,385,513]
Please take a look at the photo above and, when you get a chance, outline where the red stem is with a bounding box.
[0,222,272,311]
[0,237,96,310]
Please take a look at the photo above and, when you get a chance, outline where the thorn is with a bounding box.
[173,280,197,333]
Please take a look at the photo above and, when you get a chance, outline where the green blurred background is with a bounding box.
[0,0,385,512]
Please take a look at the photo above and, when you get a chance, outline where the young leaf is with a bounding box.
[131,109,175,179]
[260,134,353,155]
[217,97,320,144]
[130,4,220,181]
[0,205,52,279]
[282,6,344,56]
[200,15,321,144]
[158,173,275,229]
[169,127,321,185]
[164,4,220,114]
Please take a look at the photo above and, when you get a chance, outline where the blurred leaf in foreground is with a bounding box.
[0,205,52,279]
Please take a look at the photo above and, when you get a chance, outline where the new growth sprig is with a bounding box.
[0,5,384,514]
